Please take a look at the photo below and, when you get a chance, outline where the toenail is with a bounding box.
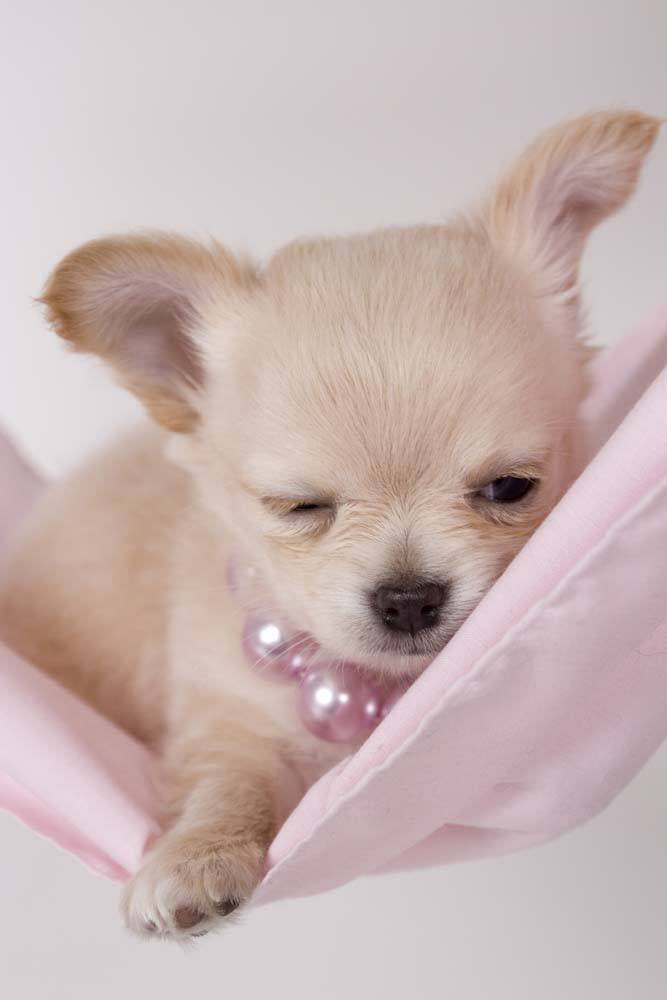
[215,898,240,917]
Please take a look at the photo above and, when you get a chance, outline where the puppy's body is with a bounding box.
[0,111,659,938]
[0,426,338,793]
[1,430,175,745]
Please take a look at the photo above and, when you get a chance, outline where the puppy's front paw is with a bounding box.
[122,831,265,940]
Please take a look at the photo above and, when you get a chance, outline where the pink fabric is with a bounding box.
[1,304,666,900]
[0,441,160,880]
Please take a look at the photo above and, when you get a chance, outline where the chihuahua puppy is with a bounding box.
[0,111,659,939]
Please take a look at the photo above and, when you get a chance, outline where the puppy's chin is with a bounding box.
[315,632,450,682]
[356,649,437,681]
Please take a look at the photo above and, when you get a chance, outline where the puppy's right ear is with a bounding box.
[41,233,256,432]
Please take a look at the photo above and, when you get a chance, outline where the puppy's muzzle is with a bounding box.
[372,580,447,634]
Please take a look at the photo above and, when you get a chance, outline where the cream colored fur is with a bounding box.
[0,111,659,939]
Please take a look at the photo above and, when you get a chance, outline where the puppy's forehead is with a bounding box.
[241,225,574,487]
[265,224,515,336]
[262,224,562,380]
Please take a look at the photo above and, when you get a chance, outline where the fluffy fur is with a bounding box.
[0,111,658,939]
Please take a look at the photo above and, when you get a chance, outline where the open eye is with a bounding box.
[478,476,536,504]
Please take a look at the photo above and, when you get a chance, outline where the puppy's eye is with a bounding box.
[261,497,336,523]
[478,476,536,504]
[291,502,330,514]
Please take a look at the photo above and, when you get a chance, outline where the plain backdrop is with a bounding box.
[1,2,666,998]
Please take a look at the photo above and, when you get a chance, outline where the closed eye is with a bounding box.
[261,496,337,519]
[259,496,337,538]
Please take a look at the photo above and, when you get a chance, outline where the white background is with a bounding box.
[2,2,666,997]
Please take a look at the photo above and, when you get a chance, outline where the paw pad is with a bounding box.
[174,906,206,930]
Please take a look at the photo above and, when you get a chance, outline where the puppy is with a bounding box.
[0,111,658,939]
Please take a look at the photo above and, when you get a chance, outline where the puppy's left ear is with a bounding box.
[41,233,256,432]
[483,110,661,302]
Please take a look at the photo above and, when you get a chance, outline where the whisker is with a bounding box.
[246,632,311,675]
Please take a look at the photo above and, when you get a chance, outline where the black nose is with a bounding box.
[372,580,447,634]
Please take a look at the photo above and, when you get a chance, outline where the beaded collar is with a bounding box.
[228,559,406,743]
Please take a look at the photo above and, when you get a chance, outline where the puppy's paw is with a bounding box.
[122,832,265,940]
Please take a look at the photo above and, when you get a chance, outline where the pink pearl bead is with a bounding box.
[362,687,384,726]
[282,640,317,681]
[380,687,405,719]
[241,611,316,683]
[298,663,385,743]
[229,556,408,741]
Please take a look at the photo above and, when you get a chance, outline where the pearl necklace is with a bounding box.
[228,559,406,743]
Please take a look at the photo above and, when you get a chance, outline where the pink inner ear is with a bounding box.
[530,167,601,284]
[116,300,204,389]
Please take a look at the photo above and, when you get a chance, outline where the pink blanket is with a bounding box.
[2,305,667,903]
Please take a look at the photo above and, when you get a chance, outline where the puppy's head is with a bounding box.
[43,111,659,678]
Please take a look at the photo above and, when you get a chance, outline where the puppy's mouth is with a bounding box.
[344,596,478,673]
[375,630,449,658]
[345,624,455,676]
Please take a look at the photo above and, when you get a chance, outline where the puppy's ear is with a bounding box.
[41,233,256,432]
[483,111,660,302]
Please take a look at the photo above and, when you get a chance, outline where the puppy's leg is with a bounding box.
[123,704,299,940]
